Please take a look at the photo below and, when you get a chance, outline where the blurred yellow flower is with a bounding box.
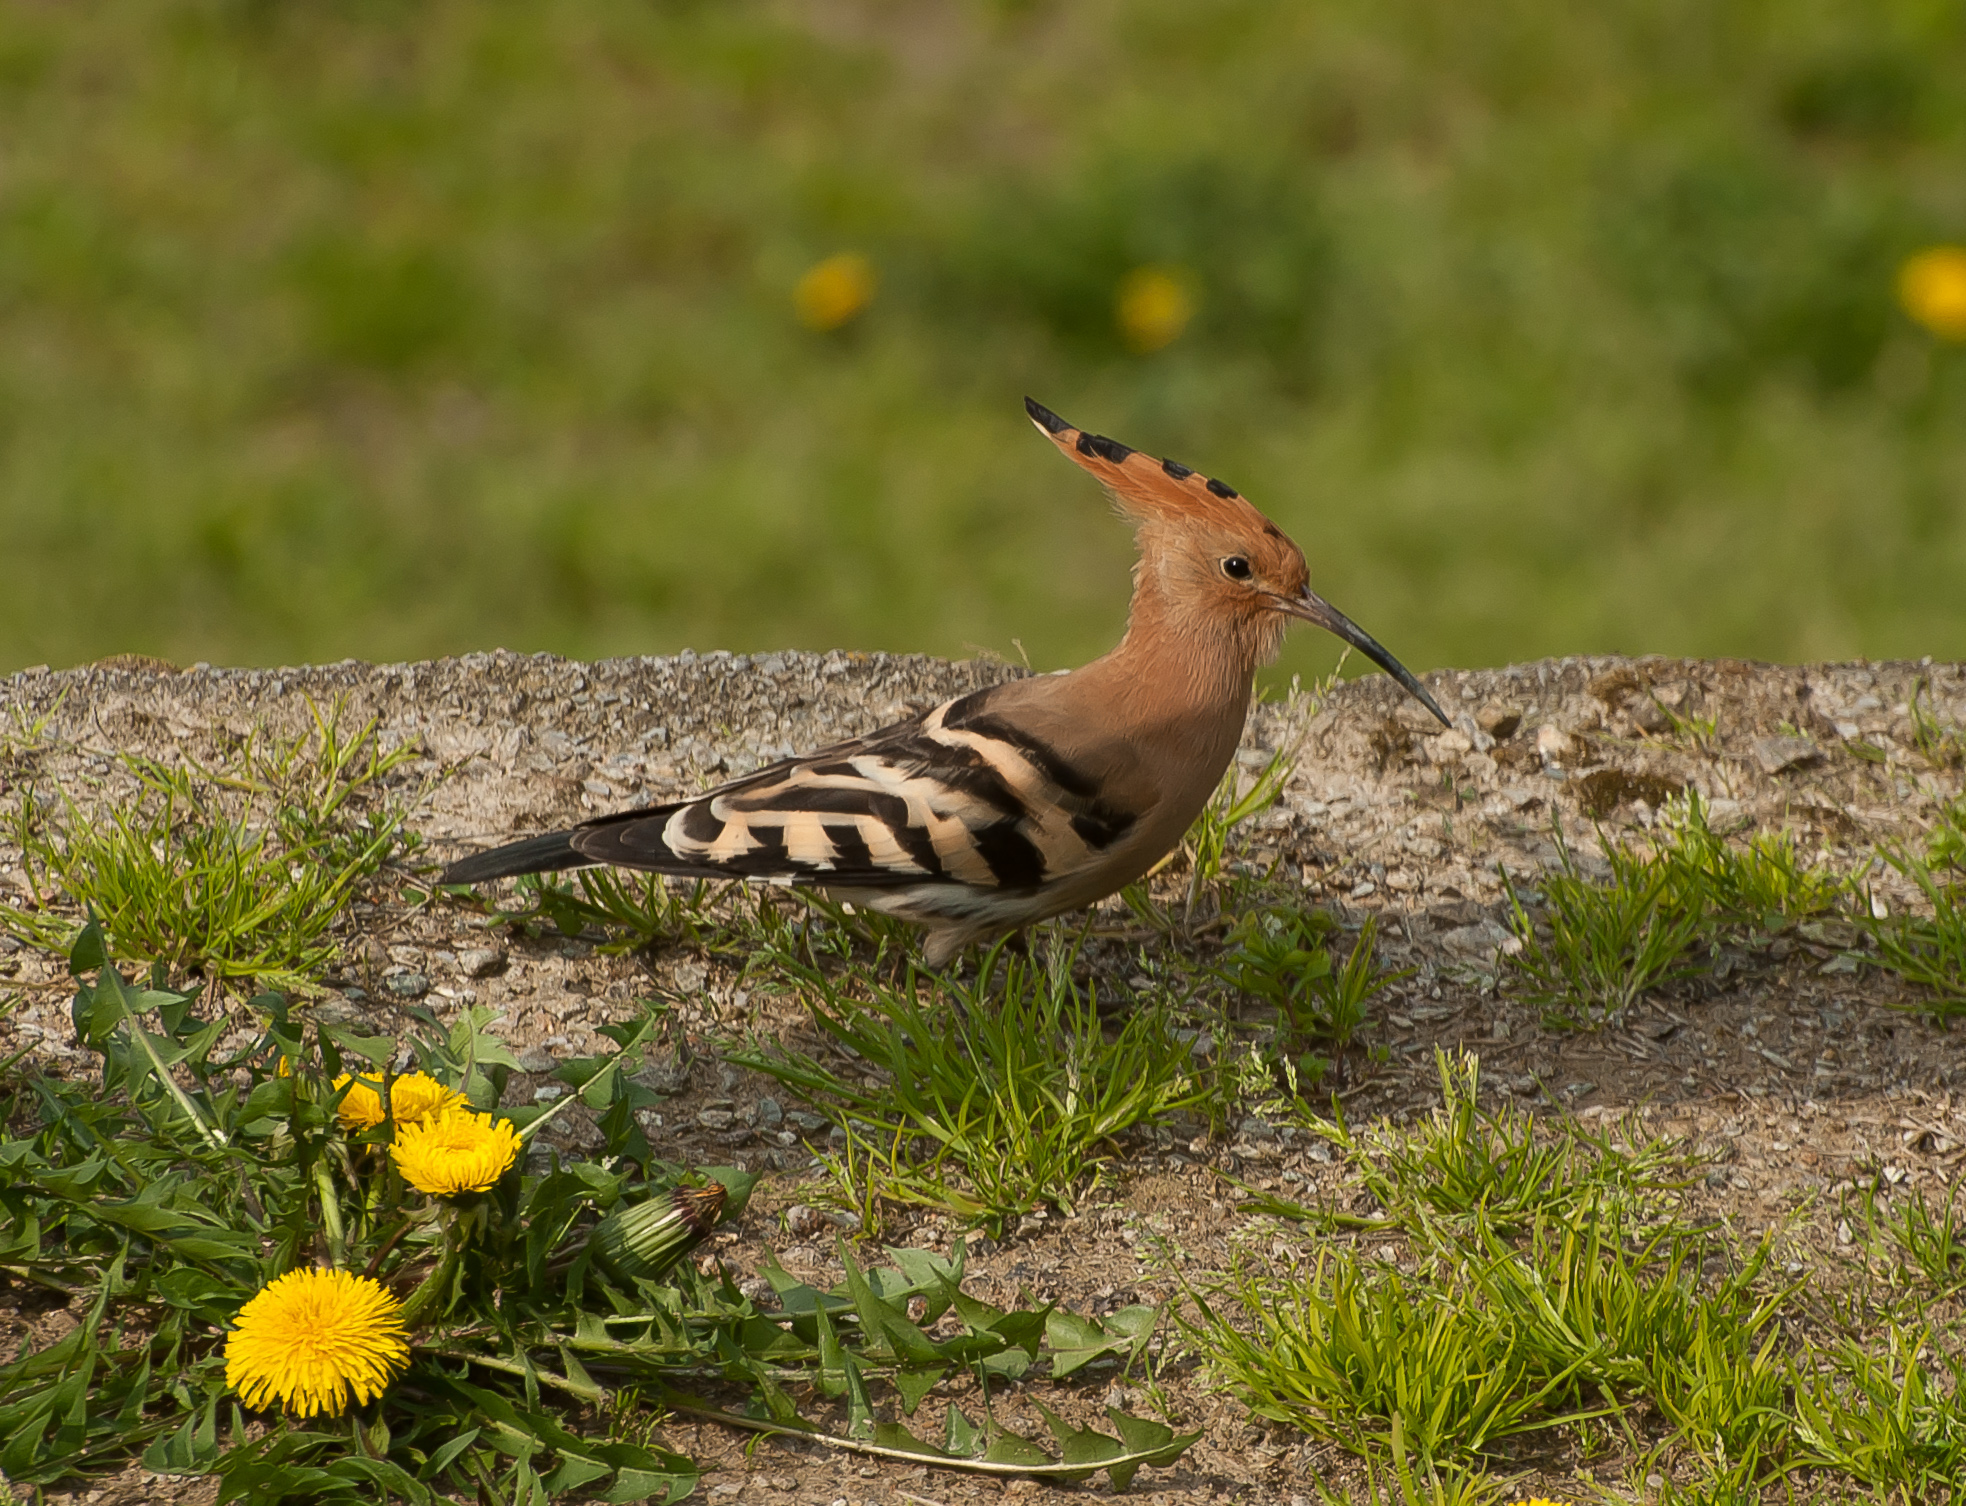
[1898,246,1966,340]
[1116,266,1195,353]
[794,252,877,331]
[334,1070,464,1132]
[225,1268,408,1418]
[391,1106,522,1196]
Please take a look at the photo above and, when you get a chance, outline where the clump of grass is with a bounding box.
[1867,1184,1966,1296]
[1183,1056,1819,1486]
[731,941,1218,1235]
[223,698,428,873]
[1215,910,1406,1087]
[1649,698,1720,752]
[1304,1419,1510,1506]
[486,867,732,955]
[1927,793,1966,879]
[1660,793,1847,931]
[1189,1054,1804,1473]
[1185,1246,1580,1461]
[1186,1190,1783,1471]
[1908,678,1965,770]
[1506,794,1850,1024]
[1254,1052,1699,1238]
[1863,801,1966,1017]
[0,704,421,992]
[1181,746,1296,917]
[1503,825,1705,1025]
[1791,1327,1966,1494]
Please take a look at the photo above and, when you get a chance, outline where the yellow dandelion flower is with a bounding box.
[391,1106,522,1197]
[794,252,877,331]
[333,1070,465,1132]
[1898,246,1966,341]
[225,1268,409,1418]
[1116,265,1196,353]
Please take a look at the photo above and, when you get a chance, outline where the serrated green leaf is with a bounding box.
[142,1397,223,1476]
[869,1421,950,1458]
[842,1353,875,1439]
[319,1023,395,1065]
[154,1267,236,1317]
[1104,1409,1202,1491]
[1044,1312,1114,1378]
[814,1298,847,1398]
[1031,1402,1123,1482]
[980,1430,1051,1467]
[982,1304,1050,1356]
[424,1427,483,1480]
[981,1347,1033,1380]
[893,1361,948,1415]
[882,1243,965,1321]
[949,1288,1006,1330]
[944,1404,982,1457]
[68,920,109,976]
[235,1076,295,1127]
[839,1246,942,1365]
[543,1453,612,1493]
[0,1410,50,1482]
[606,1465,695,1505]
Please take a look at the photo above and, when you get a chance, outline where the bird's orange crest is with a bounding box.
[1023,397,1272,535]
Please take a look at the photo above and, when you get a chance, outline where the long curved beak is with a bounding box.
[1277,586,1451,727]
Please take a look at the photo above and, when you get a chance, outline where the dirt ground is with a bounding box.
[2,649,1963,1505]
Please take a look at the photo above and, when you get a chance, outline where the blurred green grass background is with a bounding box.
[3,0,1965,683]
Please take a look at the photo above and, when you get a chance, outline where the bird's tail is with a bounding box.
[441,829,596,886]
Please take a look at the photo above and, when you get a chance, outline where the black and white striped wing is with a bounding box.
[567,690,1139,898]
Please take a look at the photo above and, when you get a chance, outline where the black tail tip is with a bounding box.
[1024,396,1070,434]
[437,828,587,886]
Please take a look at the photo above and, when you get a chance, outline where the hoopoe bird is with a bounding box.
[442,399,1450,963]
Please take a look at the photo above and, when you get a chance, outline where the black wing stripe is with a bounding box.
[891,821,944,878]
[1070,807,1137,850]
[883,731,1028,819]
[679,801,725,845]
[825,821,875,874]
[720,823,790,876]
[743,783,913,828]
[970,821,1046,889]
[942,705,1102,799]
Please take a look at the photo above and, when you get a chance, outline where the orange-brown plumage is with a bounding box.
[443,399,1449,964]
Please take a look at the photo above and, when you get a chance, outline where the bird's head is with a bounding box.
[1026,397,1450,727]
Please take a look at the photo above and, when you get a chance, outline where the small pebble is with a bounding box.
[1535,724,1573,763]
[785,1204,828,1238]
[1751,735,1821,776]
[457,947,505,978]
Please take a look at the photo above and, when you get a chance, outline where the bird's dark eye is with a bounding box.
[1221,556,1253,580]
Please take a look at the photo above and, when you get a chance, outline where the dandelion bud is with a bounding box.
[590,1183,727,1283]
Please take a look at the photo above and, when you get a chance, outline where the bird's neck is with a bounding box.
[1078,568,1261,735]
